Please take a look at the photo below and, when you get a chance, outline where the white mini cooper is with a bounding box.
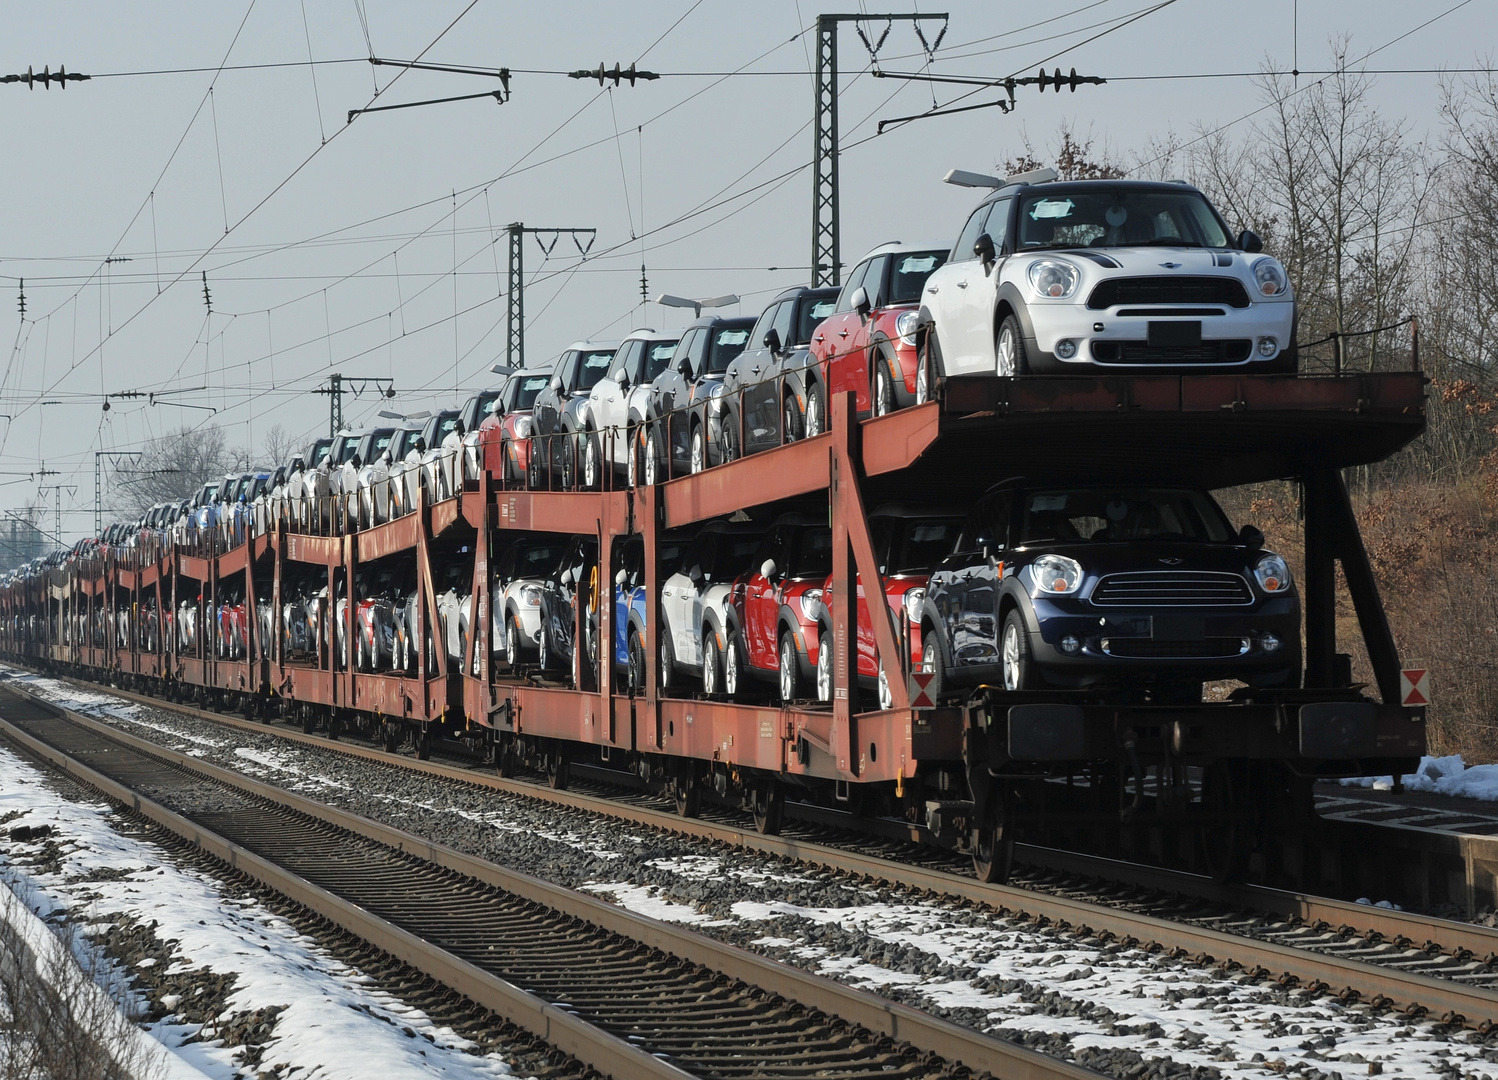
[916,173,1296,386]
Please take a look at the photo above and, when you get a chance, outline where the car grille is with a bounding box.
[1102,637,1249,658]
[1090,340,1253,363]
[1091,571,1253,606]
[1087,276,1251,309]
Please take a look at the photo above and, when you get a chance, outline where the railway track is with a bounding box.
[0,685,1118,1080]
[17,671,1498,1037]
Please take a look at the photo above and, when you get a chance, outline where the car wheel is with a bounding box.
[917,331,940,404]
[815,634,832,702]
[877,661,893,710]
[644,429,661,485]
[1001,609,1034,690]
[996,314,1031,376]
[581,431,601,490]
[690,426,706,474]
[501,438,514,482]
[778,631,801,703]
[627,626,645,692]
[723,629,743,697]
[872,355,897,417]
[719,413,738,464]
[659,626,674,692]
[527,437,542,489]
[537,621,551,671]
[701,629,721,694]
[782,391,803,444]
[560,434,578,490]
[805,383,825,438]
[920,634,945,703]
[626,429,639,488]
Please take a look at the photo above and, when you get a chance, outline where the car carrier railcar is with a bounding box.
[0,369,1428,885]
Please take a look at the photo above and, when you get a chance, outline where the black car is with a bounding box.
[716,286,838,460]
[528,341,618,489]
[537,534,599,682]
[638,315,755,480]
[918,480,1300,703]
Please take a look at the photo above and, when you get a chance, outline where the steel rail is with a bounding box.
[0,690,1111,1080]
[25,675,1498,1029]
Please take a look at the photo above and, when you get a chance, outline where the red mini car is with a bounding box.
[807,241,947,416]
[723,513,831,703]
[811,506,963,708]
[480,367,555,482]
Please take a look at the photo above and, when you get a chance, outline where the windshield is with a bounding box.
[576,349,616,391]
[706,328,750,374]
[888,517,962,573]
[335,435,361,464]
[370,432,393,456]
[889,252,947,304]
[435,416,459,442]
[789,527,833,579]
[1018,488,1234,544]
[643,341,679,382]
[1015,188,1231,250]
[795,298,837,344]
[510,375,549,410]
[477,391,500,418]
[309,440,332,466]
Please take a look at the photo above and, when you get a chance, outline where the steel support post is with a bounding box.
[641,483,659,754]
[1302,471,1338,689]
[812,16,840,288]
[1323,470,1402,704]
[507,224,524,370]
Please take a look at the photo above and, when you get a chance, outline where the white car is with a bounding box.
[917,173,1297,385]
[657,521,766,692]
[575,329,680,487]
[493,535,566,667]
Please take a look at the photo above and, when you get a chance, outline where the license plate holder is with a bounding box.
[1148,320,1202,347]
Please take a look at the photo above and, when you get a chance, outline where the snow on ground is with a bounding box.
[1341,754,1498,801]
[0,745,528,1080]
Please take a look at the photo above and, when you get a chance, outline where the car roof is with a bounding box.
[766,285,839,305]
[868,502,965,519]
[684,314,756,332]
[562,339,620,352]
[619,328,666,342]
[975,177,1205,208]
[854,240,949,261]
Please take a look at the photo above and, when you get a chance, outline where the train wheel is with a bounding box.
[1201,761,1249,884]
[327,712,342,741]
[972,784,1015,884]
[749,777,784,835]
[673,763,701,819]
[414,726,432,760]
[546,743,569,790]
[496,733,518,778]
[300,704,315,735]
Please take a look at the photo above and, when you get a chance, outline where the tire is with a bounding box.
[546,743,569,790]
[582,431,601,491]
[527,437,542,489]
[627,626,645,692]
[505,614,521,669]
[750,778,784,836]
[804,383,825,438]
[644,429,661,486]
[723,628,743,698]
[673,764,701,818]
[701,629,721,695]
[782,391,803,445]
[778,631,801,704]
[627,430,639,488]
[1000,609,1034,691]
[996,314,1030,377]
[920,633,945,704]
[877,661,893,710]
[659,625,675,693]
[500,438,514,482]
[690,426,706,475]
[872,354,898,417]
[537,620,552,672]
[815,634,832,702]
[561,433,578,491]
[972,786,1015,884]
[718,412,739,464]
[917,331,940,405]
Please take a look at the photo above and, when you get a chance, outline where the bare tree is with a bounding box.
[1000,123,1126,180]
[258,423,300,469]
[108,425,243,521]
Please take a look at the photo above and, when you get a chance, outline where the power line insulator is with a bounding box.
[1,65,91,89]
[569,62,660,87]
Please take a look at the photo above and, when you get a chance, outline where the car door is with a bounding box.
[661,532,703,665]
[743,301,794,452]
[965,198,1013,371]
[950,491,1011,665]
[593,341,636,464]
[819,262,872,402]
[745,524,790,670]
[926,203,995,369]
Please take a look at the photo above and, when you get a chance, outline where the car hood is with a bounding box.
[1018,541,1266,576]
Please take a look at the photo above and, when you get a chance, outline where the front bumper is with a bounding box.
[1026,300,1296,373]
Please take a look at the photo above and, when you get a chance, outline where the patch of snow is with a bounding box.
[1341,753,1498,801]
[580,882,730,926]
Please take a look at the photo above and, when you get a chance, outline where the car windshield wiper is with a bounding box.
[1133,238,1205,247]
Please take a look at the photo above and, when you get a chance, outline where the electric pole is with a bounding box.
[38,483,76,546]
[95,450,142,536]
[812,12,947,287]
[505,224,596,370]
[312,375,397,437]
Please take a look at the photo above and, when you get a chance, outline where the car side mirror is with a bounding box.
[851,286,871,318]
[677,355,693,377]
[1238,524,1265,549]
[550,374,564,392]
[560,568,575,586]
[616,371,630,392]
[688,563,702,581]
[974,232,996,265]
[763,327,782,356]
[1238,229,1263,254]
[760,558,777,580]
[614,568,627,586]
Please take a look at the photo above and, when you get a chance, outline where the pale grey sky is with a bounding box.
[1,0,1486,539]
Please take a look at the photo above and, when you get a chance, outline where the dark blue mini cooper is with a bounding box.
[918,479,1299,702]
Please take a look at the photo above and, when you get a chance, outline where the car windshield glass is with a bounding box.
[795,298,837,344]
[520,543,562,573]
[888,252,947,304]
[512,376,548,410]
[337,435,361,463]
[889,517,962,573]
[643,341,679,381]
[576,350,616,390]
[1018,488,1234,544]
[310,441,332,466]
[371,433,393,455]
[477,391,500,417]
[435,416,459,442]
[1015,188,1231,250]
[706,329,750,373]
[789,527,833,578]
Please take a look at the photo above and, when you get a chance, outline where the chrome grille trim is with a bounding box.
[1090,570,1253,607]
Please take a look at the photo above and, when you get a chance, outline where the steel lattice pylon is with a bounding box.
[505,224,597,371]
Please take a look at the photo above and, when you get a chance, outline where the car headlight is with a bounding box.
[1252,258,1288,298]
[903,587,925,625]
[895,311,921,347]
[520,585,542,607]
[799,589,824,621]
[1028,259,1080,300]
[513,416,532,439]
[1030,554,1083,596]
[1252,553,1292,593]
